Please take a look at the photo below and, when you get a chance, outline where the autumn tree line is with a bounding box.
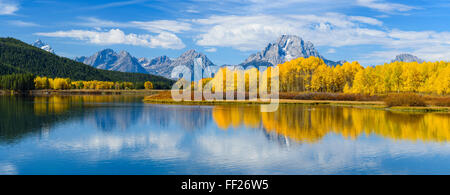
[2,56,450,95]
[34,76,154,90]
[191,56,449,95]
[0,74,154,91]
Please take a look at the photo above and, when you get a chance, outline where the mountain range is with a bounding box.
[75,49,147,73]
[241,35,344,68]
[33,36,428,81]
[139,49,216,79]
[73,35,345,80]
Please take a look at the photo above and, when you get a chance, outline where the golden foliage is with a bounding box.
[34,76,50,89]
[207,56,450,95]
[34,76,139,90]
[349,61,450,95]
[144,81,154,90]
[212,105,450,143]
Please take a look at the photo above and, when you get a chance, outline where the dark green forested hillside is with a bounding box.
[0,62,25,75]
[0,37,175,89]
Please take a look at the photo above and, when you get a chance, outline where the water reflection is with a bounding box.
[1,95,450,174]
[212,105,450,143]
[2,95,450,144]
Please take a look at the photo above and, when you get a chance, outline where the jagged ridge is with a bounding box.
[241,35,344,67]
[31,39,55,54]
[76,35,343,79]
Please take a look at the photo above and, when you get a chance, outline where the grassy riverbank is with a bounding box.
[143,91,450,113]
[2,89,449,113]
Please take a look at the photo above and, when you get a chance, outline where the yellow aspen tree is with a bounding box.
[144,81,154,90]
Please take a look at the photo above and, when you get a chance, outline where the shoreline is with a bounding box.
[2,90,449,113]
[0,89,161,96]
[143,96,450,113]
[143,99,450,113]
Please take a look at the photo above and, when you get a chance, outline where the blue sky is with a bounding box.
[1,0,450,66]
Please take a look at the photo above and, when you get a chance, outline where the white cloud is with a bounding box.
[414,46,450,62]
[194,15,298,51]
[186,9,200,13]
[8,20,40,27]
[0,163,18,175]
[187,0,415,16]
[349,16,383,26]
[327,48,336,54]
[35,29,185,49]
[0,0,19,15]
[149,31,186,49]
[367,44,450,64]
[194,13,388,51]
[77,17,122,28]
[192,12,450,64]
[356,0,416,13]
[131,20,192,33]
[88,0,147,10]
[78,17,192,33]
[362,29,450,63]
[384,30,450,61]
[205,47,217,52]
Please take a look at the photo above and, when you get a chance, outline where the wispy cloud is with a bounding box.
[77,17,192,33]
[8,20,40,27]
[327,48,336,54]
[186,8,200,13]
[188,0,346,15]
[131,20,192,33]
[205,47,217,52]
[349,16,383,26]
[186,0,417,16]
[87,0,148,10]
[0,0,19,15]
[0,163,18,175]
[356,0,417,13]
[35,29,185,49]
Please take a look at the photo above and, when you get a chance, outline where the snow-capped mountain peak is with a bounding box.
[242,35,342,67]
[32,39,55,54]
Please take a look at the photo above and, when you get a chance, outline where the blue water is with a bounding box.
[1,95,450,175]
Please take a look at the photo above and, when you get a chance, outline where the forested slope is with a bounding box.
[0,38,174,89]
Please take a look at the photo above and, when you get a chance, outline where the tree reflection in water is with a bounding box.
[212,105,450,143]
